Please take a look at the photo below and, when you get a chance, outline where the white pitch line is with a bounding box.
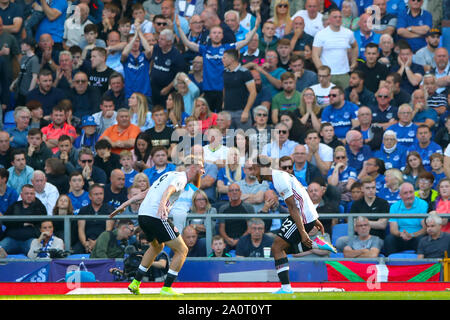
[67,287,345,295]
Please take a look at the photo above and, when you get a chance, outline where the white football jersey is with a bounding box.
[139,171,188,219]
[271,169,319,224]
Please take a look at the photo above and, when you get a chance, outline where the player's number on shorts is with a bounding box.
[280,219,293,233]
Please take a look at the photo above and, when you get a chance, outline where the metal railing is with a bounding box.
[1,213,449,257]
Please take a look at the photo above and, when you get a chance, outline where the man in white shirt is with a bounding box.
[312,8,358,89]
[304,129,333,176]
[63,3,93,48]
[203,126,229,167]
[30,171,59,216]
[291,0,323,37]
[309,65,335,107]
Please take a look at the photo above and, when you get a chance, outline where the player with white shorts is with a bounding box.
[255,156,336,294]
[109,155,204,295]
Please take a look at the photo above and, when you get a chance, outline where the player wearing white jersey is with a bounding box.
[255,156,335,294]
[109,155,204,296]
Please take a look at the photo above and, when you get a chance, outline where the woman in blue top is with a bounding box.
[128,92,154,131]
[166,91,189,128]
[173,72,200,116]
[402,151,427,187]
[327,146,358,206]
[379,168,403,205]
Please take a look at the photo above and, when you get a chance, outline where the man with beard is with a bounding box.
[321,86,359,141]
[432,48,450,94]
[110,155,205,296]
[344,70,376,108]
[356,43,389,94]
[26,69,65,116]
[413,29,442,73]
[271,72,301,124]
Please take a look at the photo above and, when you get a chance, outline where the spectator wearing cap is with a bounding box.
[397,0,432,53]
[10,37,39,106]
[413,28,441,73]
[74,115,101,153]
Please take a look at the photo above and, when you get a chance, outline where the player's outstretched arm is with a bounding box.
[109,189,149,218]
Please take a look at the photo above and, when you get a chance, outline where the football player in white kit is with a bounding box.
[254,156,336,294]
[109,155,204,295]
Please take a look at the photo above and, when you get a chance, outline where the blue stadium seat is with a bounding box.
[2,110,15,130]
[228,250,236,257]
[388,251,418,259]
[6,254,28,259]
[67,254,91,259]
[331,223,348,246]
[330,252,344,258]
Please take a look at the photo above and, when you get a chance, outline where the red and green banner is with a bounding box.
[326,261,441,282]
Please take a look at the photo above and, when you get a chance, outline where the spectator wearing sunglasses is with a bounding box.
[261,122,298,160]
[369,86,399,131]
[76,148,107,191]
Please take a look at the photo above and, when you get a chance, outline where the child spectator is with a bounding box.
[53,135,79,169]
[81,24,106,61]
[94,139,121,183]
[67,171,90,215]
[74,116,101,154]
[120,150,138,188]
[118,17,132,43]
[429,153,446,190]
[130,3,153,34]
[208,235,232,257]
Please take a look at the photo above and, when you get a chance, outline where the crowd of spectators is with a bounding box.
[0,0,449,261]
